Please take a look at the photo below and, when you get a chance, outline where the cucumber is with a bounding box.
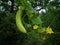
[16,6,27,33]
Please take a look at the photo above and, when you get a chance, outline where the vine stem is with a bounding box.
[48,15,56,27]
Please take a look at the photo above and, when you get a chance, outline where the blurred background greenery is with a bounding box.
[0,0,60,45]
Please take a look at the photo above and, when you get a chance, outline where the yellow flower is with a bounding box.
[45,27,54,34]
[33,25,39,29]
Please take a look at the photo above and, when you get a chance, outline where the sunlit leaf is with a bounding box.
[31,16,42,24]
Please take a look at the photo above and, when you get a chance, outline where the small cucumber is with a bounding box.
[16,6,27,33]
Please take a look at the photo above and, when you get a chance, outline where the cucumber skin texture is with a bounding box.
[16,6,27,33]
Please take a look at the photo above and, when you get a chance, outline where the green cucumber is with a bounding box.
[16,6,27,33]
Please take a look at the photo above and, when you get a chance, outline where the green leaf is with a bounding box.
[31,16,42,25]
[29,0,34,2]
[38,28,45,33]
[16,0,21,4]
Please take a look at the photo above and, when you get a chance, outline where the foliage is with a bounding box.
[0,0,60,45]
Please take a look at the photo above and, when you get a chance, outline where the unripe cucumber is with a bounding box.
[16,6,27,33]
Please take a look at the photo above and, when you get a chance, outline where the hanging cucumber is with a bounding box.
[16,6,27,33]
